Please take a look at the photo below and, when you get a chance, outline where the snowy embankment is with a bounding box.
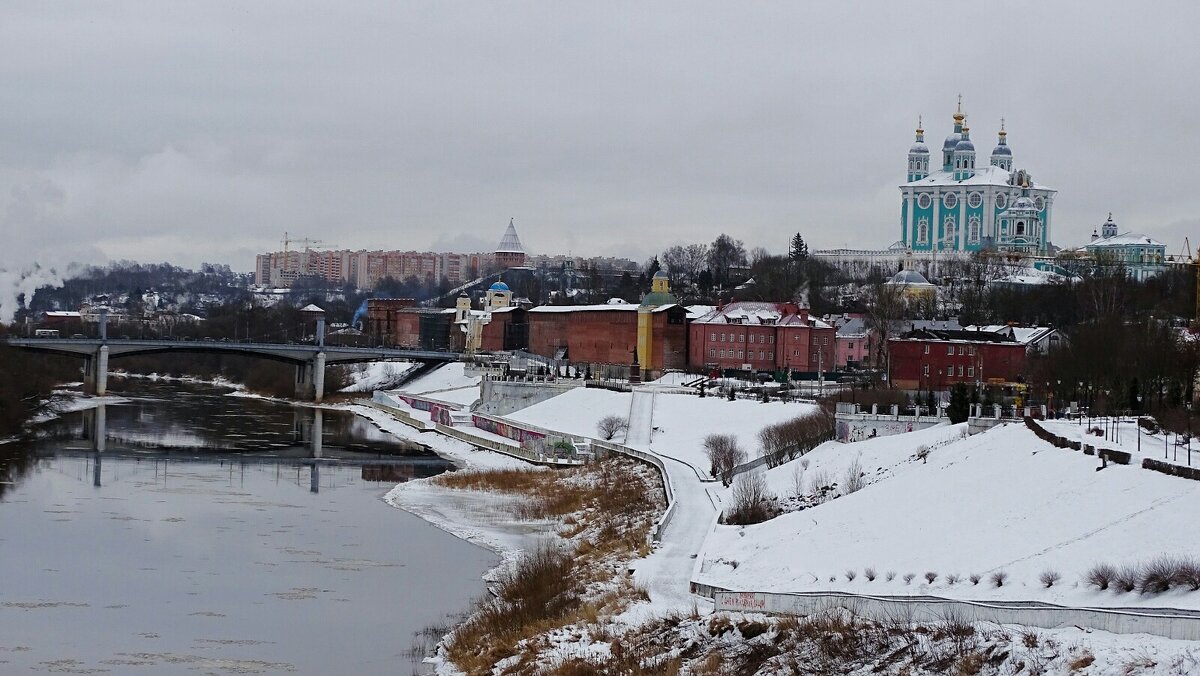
[343,404,552,566]
[391,362,481,406]
[697,422,1200,611]
[505,386,819,475]
[337,360,416,393]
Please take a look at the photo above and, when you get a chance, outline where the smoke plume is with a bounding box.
[0,263,65,325]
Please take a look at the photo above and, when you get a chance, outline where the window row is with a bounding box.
[708,332,774,344]
[922,344,977,356]
[922,364,975,378]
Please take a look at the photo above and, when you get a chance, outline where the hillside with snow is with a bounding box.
[698,422,1200,610]
[504,386,819,474]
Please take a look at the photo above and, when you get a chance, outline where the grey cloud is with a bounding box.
[0,1,1197,272]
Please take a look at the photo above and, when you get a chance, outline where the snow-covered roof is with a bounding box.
[886,270,933,286]
[495,220,525,254]
[901,164,1056,192]
[690,301,827,328]
[684,304,716,320]
[963,325,1058,346]
[45,310,81,318]
[299,304,325,313]
[529,303,679,314]
[1084,232,1165,248]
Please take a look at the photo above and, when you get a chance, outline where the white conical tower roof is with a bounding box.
[496,218,525,254]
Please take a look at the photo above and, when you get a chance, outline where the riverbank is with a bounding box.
[344,402,669,674]
[349,396,1200,675]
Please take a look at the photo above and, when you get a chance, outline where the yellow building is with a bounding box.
[637,271,679,370]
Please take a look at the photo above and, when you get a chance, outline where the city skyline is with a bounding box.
[2,2,1199,275]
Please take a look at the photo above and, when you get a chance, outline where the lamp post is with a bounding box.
[1187,401,1193,467]
[1137,394,1143,455]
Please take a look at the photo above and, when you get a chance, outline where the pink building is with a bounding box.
[828,314,871,369]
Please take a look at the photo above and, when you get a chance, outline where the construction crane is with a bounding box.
[1166,237,1200,322]
[280,232,339,277]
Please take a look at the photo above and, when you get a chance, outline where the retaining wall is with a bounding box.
[707,590,1200,642]
[474,378,579,415]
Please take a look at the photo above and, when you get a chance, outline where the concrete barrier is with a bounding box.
[705,589,1200,642]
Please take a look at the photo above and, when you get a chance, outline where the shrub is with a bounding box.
[924,572,938,584]
[864,567,876,582]
[845,569,857,582]
[808,469,833,503]
[885,571,896,582]
[990,571,1008,588]
[945,574,959,586]
[789,463,806,500]
[596,415,629,441]
[969,574,981,586]
[725,472,774,525]
[842,457,866,495]
[1175,558,1200,591]
[1039,569,1062,588]
[1139,556,1182,594]
[1085,563,1116,591]
[903,573,915,585]
[1114,565,1140,592]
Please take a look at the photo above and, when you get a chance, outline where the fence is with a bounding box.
[700,589,1200,642]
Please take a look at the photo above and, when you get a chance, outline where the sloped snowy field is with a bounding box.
[504,387,819,473]
[698,422,1200,610]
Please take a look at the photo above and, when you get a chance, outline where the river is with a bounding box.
[0,378,495,674]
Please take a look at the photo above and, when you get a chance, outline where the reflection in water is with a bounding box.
[0,379,493,675]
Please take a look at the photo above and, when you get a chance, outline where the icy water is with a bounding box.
[0,379,495,674]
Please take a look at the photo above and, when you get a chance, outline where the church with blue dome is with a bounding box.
[900,100,1056,255]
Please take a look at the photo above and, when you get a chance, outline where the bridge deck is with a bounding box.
[4,337,463,364]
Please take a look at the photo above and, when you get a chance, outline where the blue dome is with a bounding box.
[909,142,929,154]
[942,134,961,151]
[991,144,1012,156]
[954,138,975,152]
[489,281,510,291]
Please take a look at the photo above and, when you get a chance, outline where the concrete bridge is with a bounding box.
[5,333,460,402]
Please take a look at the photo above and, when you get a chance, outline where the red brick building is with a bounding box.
[687,302,835,374]
[453,306,528,352]
[526,303,687,373]
[366,298,416,345]
[887,328,1027,392]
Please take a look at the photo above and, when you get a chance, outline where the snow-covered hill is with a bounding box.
[698,422,1200,610]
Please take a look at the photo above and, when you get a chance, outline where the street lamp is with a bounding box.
[1187,401,1193,467]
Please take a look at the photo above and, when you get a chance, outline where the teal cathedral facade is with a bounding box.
[899,102,1056,255]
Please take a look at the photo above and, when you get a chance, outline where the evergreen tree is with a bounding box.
[789,233,809,262]
[947,383,971,423]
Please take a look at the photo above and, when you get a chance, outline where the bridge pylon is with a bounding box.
[83,345,110,396]
[294,351,327,402]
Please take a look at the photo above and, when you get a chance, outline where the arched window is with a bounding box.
[968,216,981,242]
[1016,221,1025,236]
[917,219,929,243]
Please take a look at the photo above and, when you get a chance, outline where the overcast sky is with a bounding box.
[2,1,1198,273]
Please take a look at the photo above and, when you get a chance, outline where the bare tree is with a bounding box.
[596,415,629,441]
[660,243,710,289]
[707,234,747,288]
[864,282,908,384]
[703,433,746,486]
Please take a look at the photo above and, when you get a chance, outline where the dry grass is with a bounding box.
[435,457,665,674]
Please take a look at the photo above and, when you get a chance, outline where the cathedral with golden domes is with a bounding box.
[900,99,1056,255]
